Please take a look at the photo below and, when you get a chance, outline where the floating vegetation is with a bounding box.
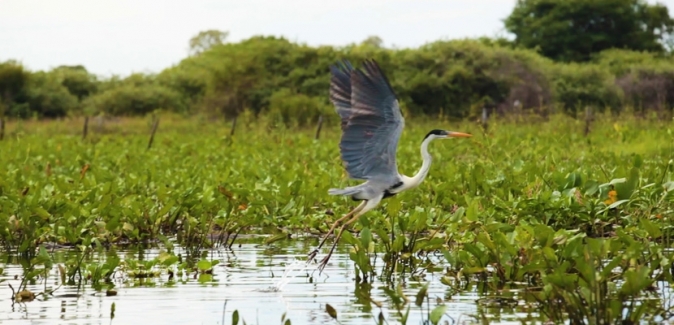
[0,115,673,323]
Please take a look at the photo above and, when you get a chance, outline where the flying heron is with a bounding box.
[309,59,472,271]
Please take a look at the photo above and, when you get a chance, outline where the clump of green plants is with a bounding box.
[0,114,673,323]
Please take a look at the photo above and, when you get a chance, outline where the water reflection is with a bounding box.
[0,240,532,325]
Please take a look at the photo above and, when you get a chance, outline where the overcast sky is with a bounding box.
[1,0,672,77]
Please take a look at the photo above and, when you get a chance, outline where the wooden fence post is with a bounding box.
[0,117,4,141]
[147,117,160,150]
[481,107,489,131]
[82,116,89,140]
[315,115,324,140]
[230,116,237,137]
[584,106,593,137]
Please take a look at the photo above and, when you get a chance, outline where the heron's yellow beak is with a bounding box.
[448,132,472,138]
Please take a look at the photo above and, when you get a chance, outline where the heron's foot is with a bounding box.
[317,253,333,273]
[307,249,319,262]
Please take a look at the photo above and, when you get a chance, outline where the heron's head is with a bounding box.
[423,129,472,141]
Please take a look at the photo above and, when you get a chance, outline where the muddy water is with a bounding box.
[0,240,534,324]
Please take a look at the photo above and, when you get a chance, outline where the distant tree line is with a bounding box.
[1,0,673,124]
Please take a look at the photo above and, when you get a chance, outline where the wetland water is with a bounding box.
[1,240,539,325]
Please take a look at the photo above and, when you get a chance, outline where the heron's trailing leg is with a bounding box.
[308,201,366,261]
[317,195,383,272]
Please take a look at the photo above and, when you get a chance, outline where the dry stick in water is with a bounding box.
[230,116,237,136]
[147,117,160,150]
[82,116,89,140]
[315,115,324,140]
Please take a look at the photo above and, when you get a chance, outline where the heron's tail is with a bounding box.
[328,186,361,196]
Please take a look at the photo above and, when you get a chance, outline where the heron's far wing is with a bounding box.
[329,60,354,129]
[338,59,405,184]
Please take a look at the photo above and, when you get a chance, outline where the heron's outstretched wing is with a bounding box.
[329,60,354,130]
[329,59,405,184]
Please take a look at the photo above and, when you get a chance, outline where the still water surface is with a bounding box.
[0,240,535,324]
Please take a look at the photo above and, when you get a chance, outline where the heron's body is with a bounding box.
[309,59,471,271]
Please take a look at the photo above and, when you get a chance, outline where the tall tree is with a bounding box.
[505,0,674,61]
[188,30,229,56]
[52,65,98,100]
[0,61,29,116]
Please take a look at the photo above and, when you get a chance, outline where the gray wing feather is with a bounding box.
[328,59,405,186]
[329,60,354,129]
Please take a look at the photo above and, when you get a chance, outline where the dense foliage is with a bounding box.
[505,0,674,62]
[0,115,672,323]
[2,35,674,123]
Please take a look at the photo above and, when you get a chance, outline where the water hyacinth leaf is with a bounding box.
[621,266,653,296]
[157,251,179,266]
[232,310,239,325]
[198,273,213,283]
[466,200,478,222]
[429,305,448,325]
[325,304,337,319]
[360,227,372,248]
[440,276,453,286]
[415,282,430,307]
[639,219,662,239]
[614,167,639,200]
[583,180,600,196]
[375,228,390,245]
[33,207,50,219]
[265,233,288,245]
[197,259,212,271]
[606,199,629,210]
[340,230,359,247]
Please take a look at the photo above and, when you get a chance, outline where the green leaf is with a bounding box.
[640,218,662,239]
[232,310,239,325]
[415,282,429,307]
[33,207,50,219]
[607,199,629,209]
[197,273,213,283]
[429,305,448,325]
[620,266,653,296]
[264,233,287,245]
[325,304,337,319]
[360,227,372,248]
[466,200,478,222]
[197,259,212,271]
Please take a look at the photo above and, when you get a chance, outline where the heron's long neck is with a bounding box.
[404,136,434,189]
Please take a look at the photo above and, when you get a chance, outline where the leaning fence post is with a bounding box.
[82,116,89,140]
[315,115,324,140]
[147,117,160,150]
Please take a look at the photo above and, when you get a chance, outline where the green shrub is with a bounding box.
[50,65,98,101]
[267,88,330,127]
[594,49,674,115]
[24,72,79,118]
[552,63,622,116]
[82,84,186,116]
[0,61,30,116]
